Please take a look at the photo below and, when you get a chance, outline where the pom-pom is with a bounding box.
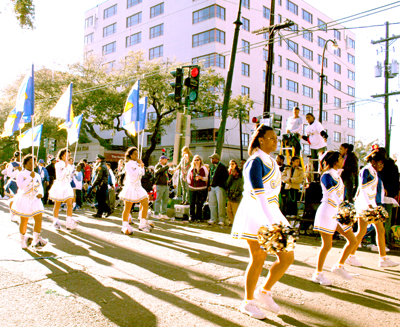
[358,205,389,224]
[333,201,357,226]
[258,223,298,254]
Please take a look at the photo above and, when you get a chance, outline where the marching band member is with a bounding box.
[5,151,22,223]
[232,124,294,320]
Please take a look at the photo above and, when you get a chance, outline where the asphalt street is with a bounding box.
[0,200,399,327]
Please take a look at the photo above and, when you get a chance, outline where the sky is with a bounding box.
[0,0,400,155]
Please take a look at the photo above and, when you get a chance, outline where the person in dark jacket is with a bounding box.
[44,157,56,205]
[91,154,111,218]
[339,143,359,203]
[153,155,173,219]
[208,153,229,226]
[225,159,244,226]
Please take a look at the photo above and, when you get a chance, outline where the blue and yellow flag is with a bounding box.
[122,80,140,136]
[50,83,74,128]
[67,114,83,145]
[17,124,43,150]
[15,65,34,118]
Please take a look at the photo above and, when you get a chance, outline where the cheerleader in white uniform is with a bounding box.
[48,148,77,231]
[5,151,22,223]
[231,125,294,320]
[11,155,47,249]
[119,147,152,234]
[311,151,358,286]
[346,149,398,268]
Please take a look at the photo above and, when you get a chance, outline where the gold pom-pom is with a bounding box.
[358,205,389,224]
[257,223,298,254]
[333,201,357,227]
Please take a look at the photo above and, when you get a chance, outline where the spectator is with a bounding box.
[73,163,84,210]
[187,155,208,222]
[106,162,116,212]
[36,159,50,204]
[282,156,304,218]
[91,154,111,218]
[208,153,229,226]
[276,155,286,172]
[153,155,173,219]
[225,159,244,226]
[82,159,92,183]
[285,106,303,156]
[0,162,6,198]
[339,143,359,203]
[44,157,56,205]
[176,146,192,204]
[276,154,287,212]
[115,159,125,190]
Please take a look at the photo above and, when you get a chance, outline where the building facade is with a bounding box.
[83,0,356,164]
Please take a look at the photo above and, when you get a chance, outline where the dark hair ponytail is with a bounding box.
[341,143,354,153]
[322,151,341,170]
[125,147,138,161]
[248,124,273,156]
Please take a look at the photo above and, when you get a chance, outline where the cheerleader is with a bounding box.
[346,149,398,267]
[312,151,358,286]
[231,124,294,320]
[119,147,152,234]
[48,148,77,231]
[4,151,22,223]
[11,155,47,249]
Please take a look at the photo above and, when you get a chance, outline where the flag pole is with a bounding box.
[31,64,35,168]
[137,130,140,159]
[140,129,145,159]
[19,128,22,163]
[73,141,78,163]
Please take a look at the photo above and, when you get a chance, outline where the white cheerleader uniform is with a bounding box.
[354,163,384,212]
[118,160,148,203]
[4,161,21,196]
[313,168,351,234]
[48,161,74,202]
[11,170,44,218]
[231,149,289,241]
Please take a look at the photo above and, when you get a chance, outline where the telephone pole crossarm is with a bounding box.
[371,91,400,98]
[251,20,295,35]
[371,34,400,44]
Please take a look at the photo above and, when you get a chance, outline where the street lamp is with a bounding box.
[319,39,339,123]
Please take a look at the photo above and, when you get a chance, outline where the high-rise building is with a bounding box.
[83,0,356,164]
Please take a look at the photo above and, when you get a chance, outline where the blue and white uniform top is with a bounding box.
[119,160,148,203]
[320,168,344,209]
[48,160,74,202]
[232,149,289,241]
[5,161,21,195]
[55,161,73,183]
[355,163,384,212]
[16,170,44,198]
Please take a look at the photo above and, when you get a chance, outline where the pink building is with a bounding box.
[83,0,356,163]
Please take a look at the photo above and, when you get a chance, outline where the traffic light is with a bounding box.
[43,138,49,148]
[271,114,282,136]
[48,138,57,152]
[168,68,183,103]
[184,66,200,103]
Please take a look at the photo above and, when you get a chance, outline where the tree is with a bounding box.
[10,0,35,29]
[354,139,382,167]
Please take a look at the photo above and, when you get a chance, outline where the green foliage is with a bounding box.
[354,139,383,167]
[11,0,35,29]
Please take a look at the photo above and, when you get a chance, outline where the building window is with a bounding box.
[318,36,326,48]
[278,55,282,67]
[103,23,117,37]
[126,32,141,47]
[334,29,341,40]
[318,18,327,31]
[322,111,328,121]
[150,3,164,18]
[242,63,250,77]
[287,40,298,53]
[270,94,275,107]
[242,133,249,147]
[334,48,341,57]
[334,63,341,74]
[150,24,164,38]
[149,45,163,59]
[241,17,250,31]
[193,5,225,23]
[303,30,313,42]
[263,6,270,19]
[334,131,341,142]
[191,129,217,143]
[192,53,225,68]
[128,0,142,8]
[302,105,313,115]
[85,16,93,28]
[348,69,355,80]
[84,50,93,60]
[84,33,94,45]
[302,85,313,98]
[348,119,355,129]
[348,38,355,49]
[318,91,328,103]
[348,86,355,96]
[127,12,142,27]
[302,66,313,79]
[278,97,282,108]
[278,76,282,87]
[286,0,298,15]
[286,59,298,73]
[147,112,157,122]
[348,135,355,144]
[302,9,312,23]
[104,4,117,19]
[348,103,355,112]
[334,80,341,90]
[103,61,115,71]
[242,0,250,9]
[302,47,313,60]
[318,55,327,67]
[289,23,299,33]
[102,42,116,55]
[192,29,225,47]
[263,49,268,61]
[242,40,250,54]
[241,86,250,96]
[348,53,355,65]
[286,79,298,93]
[278,14,282,23]
[334,114,341,124]
[319,75,328,86]
[286,99,298,111]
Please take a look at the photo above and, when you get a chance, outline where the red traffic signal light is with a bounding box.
[191,67,199,78]
[252,117,259,123]
[161,148,166,153]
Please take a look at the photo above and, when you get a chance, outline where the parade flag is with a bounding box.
[137,96,148,132]
[15,65,34,118]
[122,80,140,136]
[50,83,74,128]
[18,124,43,150]
[67,114,83,145]
[0,108,23,138]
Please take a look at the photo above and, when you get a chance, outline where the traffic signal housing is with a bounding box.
[43,138,49,148]
[271,114,282,136]
[168,68,183,103]
[184,66,200,103]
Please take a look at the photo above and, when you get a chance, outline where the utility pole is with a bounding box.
[239,108,243,160]
[252,2,294,116]
[215,1,242,157]
[370,21,400,156]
